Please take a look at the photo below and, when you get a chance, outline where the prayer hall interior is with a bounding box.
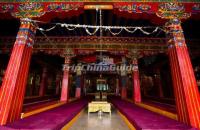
[0,1,200,130]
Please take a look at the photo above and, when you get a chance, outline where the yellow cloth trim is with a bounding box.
[135,102,178,120]
[61,109,84,130]
[68,98,78,102]
[21,98,78,119]
[123,98,177,120]
[21,102,65,118]
[117,110,136,130]
[124,98,134,103]
[24,95,41,99]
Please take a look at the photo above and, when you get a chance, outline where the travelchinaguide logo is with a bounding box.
[63,62,137,72]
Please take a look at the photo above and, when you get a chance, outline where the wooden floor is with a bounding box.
[69,109,130,130]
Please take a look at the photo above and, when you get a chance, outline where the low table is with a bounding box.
[88,101,111,116]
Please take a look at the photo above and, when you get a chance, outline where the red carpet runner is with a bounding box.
[111,97,197,130]
[0,99,88,130]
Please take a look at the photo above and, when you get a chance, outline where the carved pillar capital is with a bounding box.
[64,56,71,64]
[165,19,187,48]
[127,50,140,59]
[127,50,140,72]
[156,2,190,49]
[15,18,37,47]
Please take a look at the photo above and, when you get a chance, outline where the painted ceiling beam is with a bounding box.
[0,0,200,3]
[0,1,199,19]
[0,36,199,55]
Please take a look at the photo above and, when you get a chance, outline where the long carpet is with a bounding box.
[0,99,88,130]
[142,100,177,114]
[111,97,197,130]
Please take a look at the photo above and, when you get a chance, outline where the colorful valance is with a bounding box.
[0,2,84,18]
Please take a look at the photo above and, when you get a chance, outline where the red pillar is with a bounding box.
[81,74,86,96]
[75,88,81,98]
[55,74,61,95]
[80,75,83,89]
[154,70,164,98]
[0,18,36,125]
[167,19,200,128]
[39,67,47,96]
[121,88,127,99]
[121,76,127,99]
[118,76,122,96]
[115,78,120,96]
[30,72,36,96]
[132,58,141,103]
[60,57,70,102]
[75,65,82,99]
[75,76,81,99]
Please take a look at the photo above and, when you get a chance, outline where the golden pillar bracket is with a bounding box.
[156,2,191,20]
[127,50,140,63]
[61,48,75,64]
[156,2,190,47]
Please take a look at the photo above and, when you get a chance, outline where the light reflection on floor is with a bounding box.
[69,109,130,130]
